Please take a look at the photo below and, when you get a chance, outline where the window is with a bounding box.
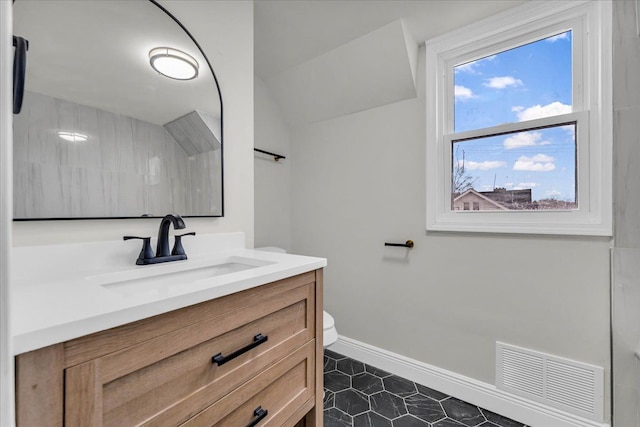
[426,1,612,235]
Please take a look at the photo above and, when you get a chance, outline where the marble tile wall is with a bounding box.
[189,149,223,215]
[612,249,640,427]
[612,1,640,426]
[13,91,222,218]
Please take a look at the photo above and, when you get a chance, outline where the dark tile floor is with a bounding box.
[323,349,529,427]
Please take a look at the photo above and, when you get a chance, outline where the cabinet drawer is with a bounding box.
[63,272,316,366]
[65,283,315,427]
[181,340,315,427]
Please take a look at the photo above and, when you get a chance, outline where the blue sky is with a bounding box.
[453,31,575,203]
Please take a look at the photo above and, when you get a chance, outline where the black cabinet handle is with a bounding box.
[212,333,268,366]
[246,406,268,427]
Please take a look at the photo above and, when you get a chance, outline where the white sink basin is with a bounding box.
[88,256,276,297]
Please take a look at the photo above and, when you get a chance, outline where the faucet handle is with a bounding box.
[123,236,155,265]
[172,232,196,256]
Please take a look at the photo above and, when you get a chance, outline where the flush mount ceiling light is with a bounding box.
[149,47,199,80]
[57,131,88,142]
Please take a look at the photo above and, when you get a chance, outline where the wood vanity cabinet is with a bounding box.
[15,270,324,427]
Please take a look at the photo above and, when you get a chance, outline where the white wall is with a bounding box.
[1,1,15,424]
[611,1,640,425]
[289,46,612,420]
[12,0,254,247]
[254,76,291,251]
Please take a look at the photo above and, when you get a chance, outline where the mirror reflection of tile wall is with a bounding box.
[13,91,221,218]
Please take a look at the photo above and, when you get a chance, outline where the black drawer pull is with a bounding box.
[246,406,268,427]
[212,333,268,366]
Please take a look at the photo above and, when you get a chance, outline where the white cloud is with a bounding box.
[515,101,571,122]
[458,160,507,171]
[513,154,556,172]
[503,131,551,150]
[484,76,523,89]
[547,33,568,43]
[514,182,538,189]
[546,189,562,198]
[454,85,475,100]
[511,106,524,113]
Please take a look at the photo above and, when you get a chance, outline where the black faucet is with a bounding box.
[124,214,196,265]
[156,214,185,257]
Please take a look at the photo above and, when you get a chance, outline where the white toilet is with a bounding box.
[323,310,338,348]
[256,247,338,348]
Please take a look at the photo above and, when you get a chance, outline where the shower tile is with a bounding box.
[15,91,217,217]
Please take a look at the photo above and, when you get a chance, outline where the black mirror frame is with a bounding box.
[11,0,224,220]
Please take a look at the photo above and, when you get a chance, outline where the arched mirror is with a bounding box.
[12,0,224,219]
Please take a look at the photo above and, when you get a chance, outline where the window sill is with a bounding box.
[426,211,612,236]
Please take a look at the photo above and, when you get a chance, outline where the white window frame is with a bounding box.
[425,0,612,236]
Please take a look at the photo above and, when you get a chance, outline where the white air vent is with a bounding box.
[496,342,604,422]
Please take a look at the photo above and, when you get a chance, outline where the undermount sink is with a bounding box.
[88,256,276,297]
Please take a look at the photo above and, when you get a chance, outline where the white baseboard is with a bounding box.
[330,336,610,427]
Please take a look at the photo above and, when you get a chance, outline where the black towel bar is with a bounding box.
[254,148,286,161]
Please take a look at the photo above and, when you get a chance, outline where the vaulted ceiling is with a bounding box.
[255,0,526,80]
[254,0,526,126]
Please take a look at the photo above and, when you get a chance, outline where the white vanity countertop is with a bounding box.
[12,232,326,355]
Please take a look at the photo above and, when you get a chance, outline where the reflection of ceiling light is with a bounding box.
[149,47,199,80]
[57,131,88,142]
